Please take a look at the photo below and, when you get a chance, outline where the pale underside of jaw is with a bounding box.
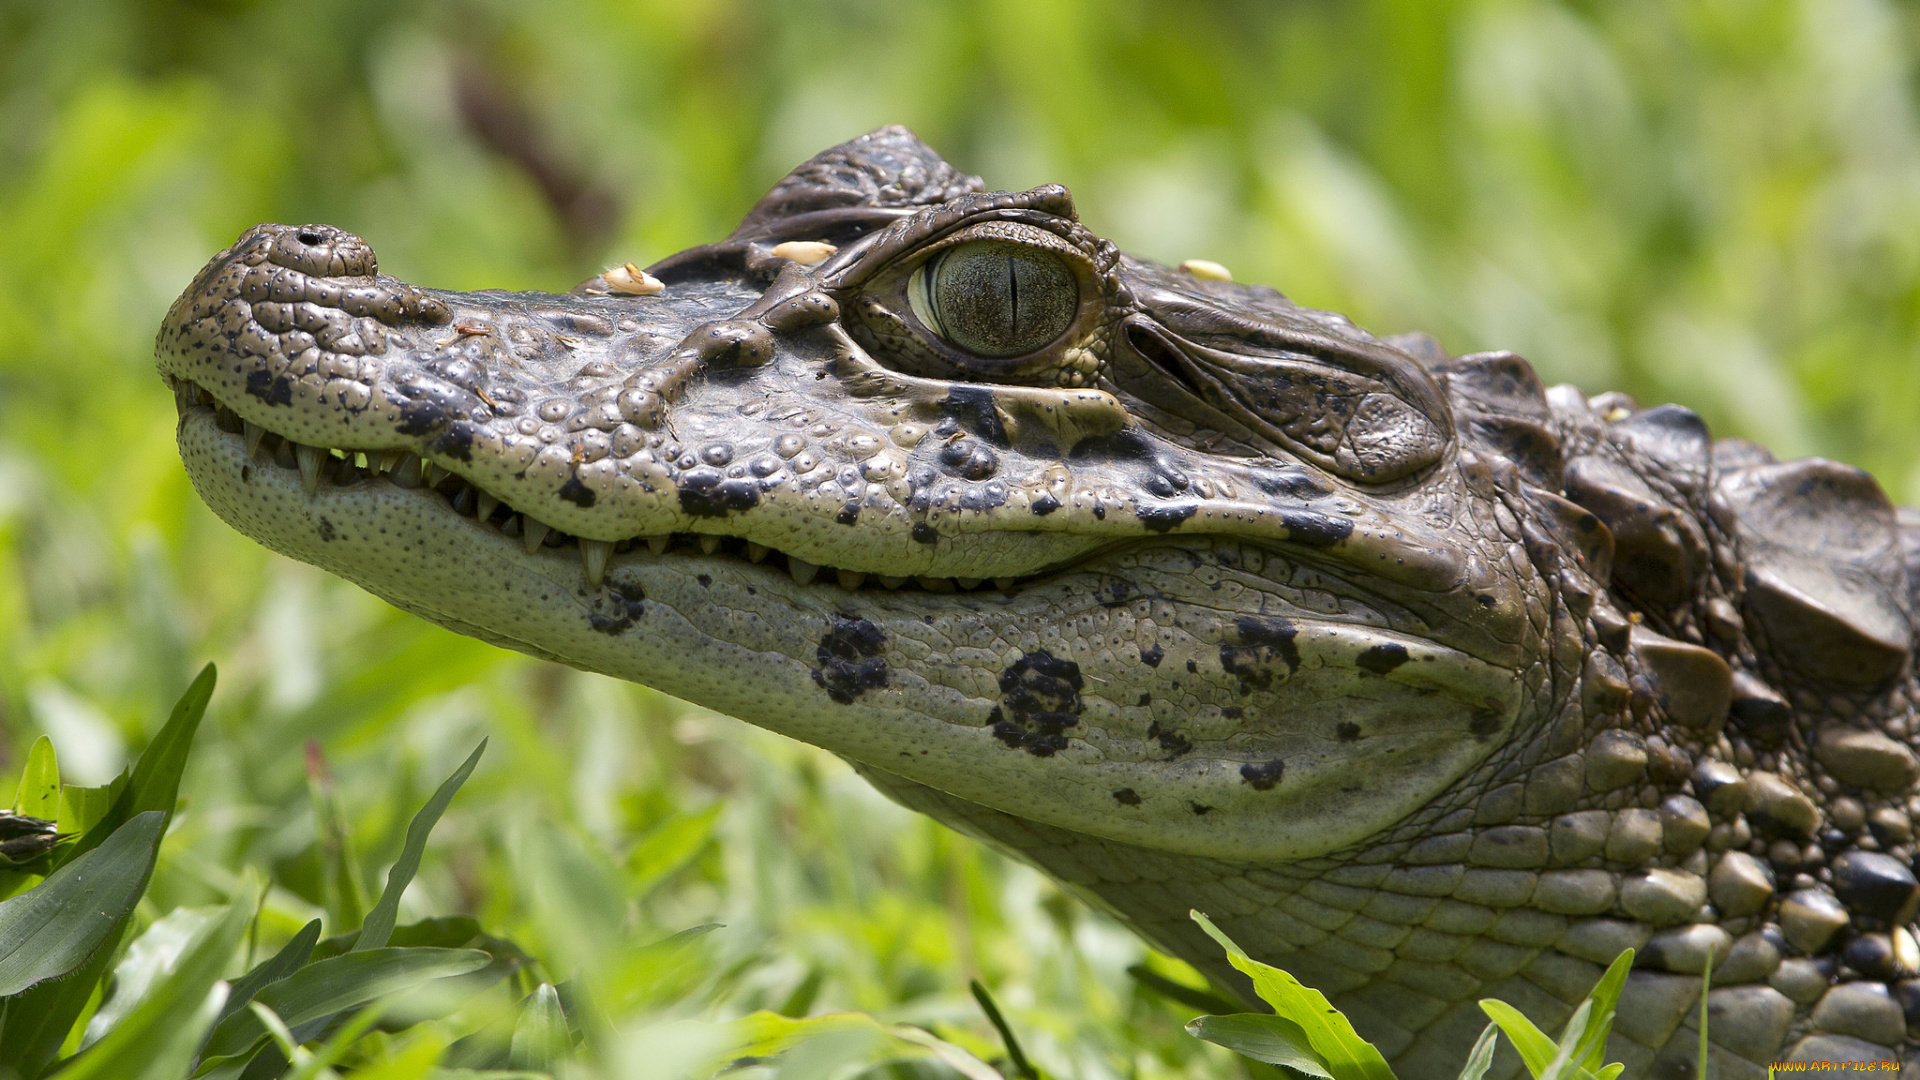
[175,394,1528,864]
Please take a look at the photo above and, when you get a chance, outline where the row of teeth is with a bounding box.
[178,382,1026,594]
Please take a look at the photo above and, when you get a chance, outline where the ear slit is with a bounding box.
[1127,324,1206,400]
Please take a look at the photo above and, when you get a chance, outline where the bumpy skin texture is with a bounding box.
[158,128,1920,1077]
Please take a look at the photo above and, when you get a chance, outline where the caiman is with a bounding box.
[156,127,1920,1077]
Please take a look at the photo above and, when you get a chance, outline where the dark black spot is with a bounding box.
[1186,659,1198,673]
[1135,503,1197,532]
[696,574,712,587]
[1276,510,1352,547]
[586,581,648,634]
[394,393,455,436]
[910,522,939,545]
[1475,593,1497,607]
[1250,469,1330,499]
[435,422,475,462]
[1356,643,1409,675]
[1240,759,1285,790]
[940,386,1010,447]
[1098,580,1134,608]
[297,230,322,245]
[678,467,761,517]
[240,465,251,482]
[558,475,597,508]
[1190,802,1213,815]
[1219,616,1300,694]
[992,650,1084,757]
[1112,788,1141,806]
[1030,493,1061,516]
[1138,644,1164,667]
[316,517,336,542]
[1469,708,1502,738]
[244,368,294,407]
[835,503,860,525]
[1221,706,1243,719]
[1337,722,1361,742]
[1146,721,1192,758]
[1092,503,1105,520]
[1137,693,1151,706]
[811,614,889,704]
[1070,427,1157,463]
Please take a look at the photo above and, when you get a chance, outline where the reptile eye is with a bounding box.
[908,240,1077,358]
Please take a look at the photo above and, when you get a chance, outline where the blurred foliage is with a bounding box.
[1,0,1919,1073]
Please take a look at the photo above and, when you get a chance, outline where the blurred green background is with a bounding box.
[3,0,1920,1072]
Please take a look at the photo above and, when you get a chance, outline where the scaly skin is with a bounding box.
[158,128,1920,1077]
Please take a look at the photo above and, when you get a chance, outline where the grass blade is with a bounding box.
[353,739,485,952]
[1536,999,1590,1080]
[1186,1013,1334,1077]
[1455,1022,1500,1080]
[57,891,251,1080]
[12,737,59,820]
[61,664,213,867]
[198,946,489,1059]
[972,979,1039,1080]
[1190,911,1395,1080]
[1696,958,1711,1080]
[1573,950,1634,1073]
[508,983,569,1071]
[1478,1000,1557,1077]
[0,810,163,995]
[207,917,321,1036]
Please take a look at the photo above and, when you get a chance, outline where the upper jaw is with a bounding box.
[158,222,1530,649]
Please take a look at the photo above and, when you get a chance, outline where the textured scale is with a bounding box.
[157,127,1920,1077]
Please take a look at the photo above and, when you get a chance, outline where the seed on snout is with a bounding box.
[602,262,664,296]
[771,241,837,266]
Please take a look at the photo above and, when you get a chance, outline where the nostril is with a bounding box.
[296,230,322,246]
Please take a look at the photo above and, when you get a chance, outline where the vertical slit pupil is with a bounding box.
[1006,255,1019,334]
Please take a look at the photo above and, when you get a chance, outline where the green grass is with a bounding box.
[0,0,1912,1075]
[0,675,1674,1077]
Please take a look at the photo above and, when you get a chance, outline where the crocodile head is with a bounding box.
[160,127,1920,1074]
[161,125,1547,863]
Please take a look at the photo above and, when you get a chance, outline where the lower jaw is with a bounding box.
[170,380,1060,595]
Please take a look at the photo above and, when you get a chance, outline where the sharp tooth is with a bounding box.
[580,539,612,587]
[837,569,866,590]
[243,422,266,457]
[426,464,451,487]
[918,577,956,593]
[295,444,324,494]
[789,557,819,586]
[390,456,423,488]
[476,492,499,521]
[523,517,551,554]
[646,536,670,555]
[877,575,906,590]
[955,577,982,590]
[993,577,1016,592]
[501,514,522,537]
[698,534,721,555]
[174,384,193,411]
[377,450,405,474]
[746,542,770,563]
